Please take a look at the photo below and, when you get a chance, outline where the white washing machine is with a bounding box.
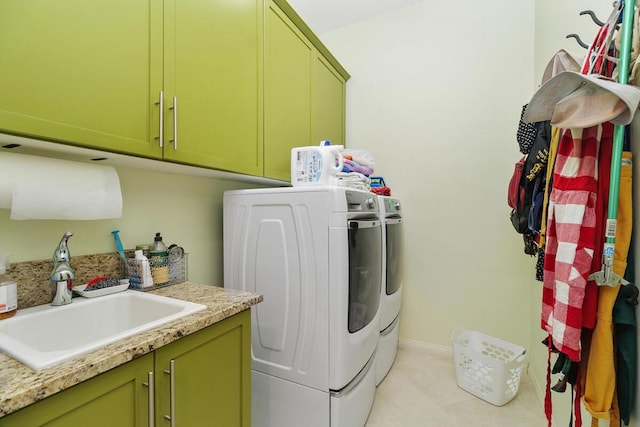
[224,186,382,427]
[375,196,403,385]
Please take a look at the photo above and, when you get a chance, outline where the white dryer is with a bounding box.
[375,196,403,385]
[224,186,382,427]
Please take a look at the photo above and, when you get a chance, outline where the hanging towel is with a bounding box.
[542,125,603,362]
[583,151,632,425]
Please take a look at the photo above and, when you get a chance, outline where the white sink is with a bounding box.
[0,290,206,371]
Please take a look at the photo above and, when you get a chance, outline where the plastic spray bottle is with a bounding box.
[0,252,17,320]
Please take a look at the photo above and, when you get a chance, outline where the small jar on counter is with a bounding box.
[0,252,17,320]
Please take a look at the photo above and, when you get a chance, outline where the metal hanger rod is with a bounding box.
[580,10,605,26]
[566,33,589,49]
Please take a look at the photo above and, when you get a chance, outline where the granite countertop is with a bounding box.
[0,282,262,418]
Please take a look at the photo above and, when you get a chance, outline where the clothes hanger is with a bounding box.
[580,9,621,30]
[580,10,605,27]
[565,6,622,51]
[566,33,589,49]
[582,2,624,75]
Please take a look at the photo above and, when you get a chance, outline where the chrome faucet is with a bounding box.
[50,231,74,306]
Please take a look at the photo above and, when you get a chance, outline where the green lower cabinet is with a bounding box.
[0,310,251,427]
[155,310,251,426]
[0,353,153,427]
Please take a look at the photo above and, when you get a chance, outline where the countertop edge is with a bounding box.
[0,282,262,418]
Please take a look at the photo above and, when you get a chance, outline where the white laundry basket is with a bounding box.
[451,327,526,406]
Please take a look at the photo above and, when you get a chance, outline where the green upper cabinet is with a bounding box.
[0,0,263,174]
[264,0,349,181]
[312,54,346,148]
[162,0,263,175]
[264,1,313,181]
[0,0,163,158]
[0,0,344,179]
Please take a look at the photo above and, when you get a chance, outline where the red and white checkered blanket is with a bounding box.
[542,125,603,362]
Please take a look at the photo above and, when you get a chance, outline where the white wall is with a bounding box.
[534,1,613,88]
[318,0,537,351]
[313,1,634,425]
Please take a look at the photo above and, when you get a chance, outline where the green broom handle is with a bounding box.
[604,0,635,264]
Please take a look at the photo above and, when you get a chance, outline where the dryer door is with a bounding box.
[347,219,382,333]
[328,217,382,391]
[385,217,403,295]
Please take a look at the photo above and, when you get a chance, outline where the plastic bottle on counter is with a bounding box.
[290,141,344,186]
[134,250,154,288]
[149,232,169,286]
[0,252,17,320]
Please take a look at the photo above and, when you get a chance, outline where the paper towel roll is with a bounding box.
[0,152,122,220]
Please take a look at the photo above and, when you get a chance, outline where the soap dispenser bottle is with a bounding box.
[149,232,169,286]
[0,252,17,320]
[134,250,154,288]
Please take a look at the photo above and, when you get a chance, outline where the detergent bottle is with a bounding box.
[291,141,344,186]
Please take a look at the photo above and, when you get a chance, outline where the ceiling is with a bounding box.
[286,0,422,33]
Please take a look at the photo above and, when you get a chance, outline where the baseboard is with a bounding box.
[398,338,453,357]
[527,363,545,403]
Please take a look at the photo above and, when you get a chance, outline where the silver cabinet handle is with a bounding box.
[169,97,178,151]
[163,360,176,427]
[154,91,164,148]
[142,371,155,427]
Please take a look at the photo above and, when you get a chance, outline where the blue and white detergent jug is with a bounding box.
[291,141,344,186]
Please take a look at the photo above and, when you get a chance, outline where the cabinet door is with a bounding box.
[0,353,154,427]
[0,0,163,158]
[155,310,251,426]
[264,0,313,181]
[163,0,263,175]
[312,54,346,148]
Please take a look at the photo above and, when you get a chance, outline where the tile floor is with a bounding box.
[365,346,548,426]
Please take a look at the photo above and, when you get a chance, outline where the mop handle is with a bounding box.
[603,0,635,269]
